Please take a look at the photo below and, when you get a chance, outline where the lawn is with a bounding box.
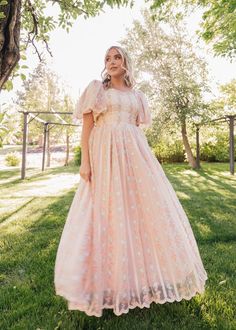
[0,163,235,330]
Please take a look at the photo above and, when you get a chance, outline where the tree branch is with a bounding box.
[50,0,90,16]
[25,0,52,61]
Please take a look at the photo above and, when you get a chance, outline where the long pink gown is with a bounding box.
[54,79,208,317]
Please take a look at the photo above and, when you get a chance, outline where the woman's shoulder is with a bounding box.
[87,79,103,89]
[134,88,145,96]
[133,88,147,103]
[81,79,104,97]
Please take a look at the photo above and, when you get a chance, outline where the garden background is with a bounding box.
[0,1,235,329]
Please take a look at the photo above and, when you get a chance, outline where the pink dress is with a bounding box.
[54,80,208,317]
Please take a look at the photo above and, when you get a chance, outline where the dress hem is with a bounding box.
[55,274,208,318]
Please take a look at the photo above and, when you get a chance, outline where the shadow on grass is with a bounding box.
[163,163,236,245]
[0,163,235,329]
[0,168,21,180]
[0,165,80,192]
[197,169,236,195]
[0,189,215,330]
[0,198,35,225]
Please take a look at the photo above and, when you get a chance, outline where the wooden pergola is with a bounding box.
[195,115,235,175]
[19,111,235,179]
[19,110,80,179]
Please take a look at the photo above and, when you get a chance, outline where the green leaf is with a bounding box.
[4,80,13,91]
[20,73,27,81]
[0,11,6,19]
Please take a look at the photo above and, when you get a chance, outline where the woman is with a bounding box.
[54,45,208,317]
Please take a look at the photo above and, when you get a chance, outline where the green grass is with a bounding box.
[0,163,235,330]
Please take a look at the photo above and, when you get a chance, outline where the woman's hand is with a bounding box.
[79,161,92,182]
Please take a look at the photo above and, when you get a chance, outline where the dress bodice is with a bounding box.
[95,89,140,127]
[73,80,152,129]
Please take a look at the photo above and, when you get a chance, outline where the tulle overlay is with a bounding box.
[54,80,208,317]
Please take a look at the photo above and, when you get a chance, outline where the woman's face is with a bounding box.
[105,48,126,79]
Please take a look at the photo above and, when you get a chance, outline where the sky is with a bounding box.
[1,1,236,105]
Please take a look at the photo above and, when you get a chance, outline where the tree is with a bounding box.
[0,103,21,145]
[61,94,75,166]
[219,79,236,113]
[150,0,236,58]
[207,79,236,118]
[17,61,63,120]
[0,0,131,90]
[17,61,75,166]
[121,9,209,168]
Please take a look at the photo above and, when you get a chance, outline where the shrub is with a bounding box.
[200,133,236,162]
[74,145,82,166]
[152,140,186,163]
[5,152,20,166]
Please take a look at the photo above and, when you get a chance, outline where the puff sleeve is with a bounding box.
[136,90,152,129]
[73,80,107,123]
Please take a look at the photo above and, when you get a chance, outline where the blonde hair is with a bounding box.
[101,46,135,89]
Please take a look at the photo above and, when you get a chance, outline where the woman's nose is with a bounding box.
[111,58,116,64]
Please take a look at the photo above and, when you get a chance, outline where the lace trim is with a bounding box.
[56,272,208,317]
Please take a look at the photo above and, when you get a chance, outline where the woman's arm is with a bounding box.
[79,112,94,182]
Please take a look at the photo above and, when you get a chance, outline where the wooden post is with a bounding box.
[196,125,200,169]
[46,125,50,167]
[42,123,48,171]
[21,112,28,179]
[229,116,234,175]
[65,129,70,166]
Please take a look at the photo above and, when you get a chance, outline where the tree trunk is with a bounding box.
[64,130,70,166]
[181,120,197,169]
[0,0,21,90]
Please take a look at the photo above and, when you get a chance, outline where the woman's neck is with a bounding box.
[110,77,129,90]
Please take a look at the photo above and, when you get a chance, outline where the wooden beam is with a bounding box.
[19,111,73,115]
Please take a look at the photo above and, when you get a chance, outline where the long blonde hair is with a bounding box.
[101,46,135,89]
